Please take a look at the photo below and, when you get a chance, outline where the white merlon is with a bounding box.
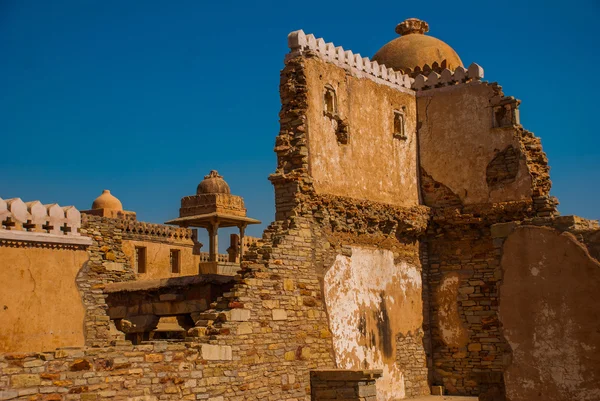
[411,63,484,91]
[0,197,86,243]
[287,30,414,92]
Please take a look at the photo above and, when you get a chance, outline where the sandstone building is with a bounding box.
[1,18,599,401]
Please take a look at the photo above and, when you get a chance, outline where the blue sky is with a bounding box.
[1,0,599,246]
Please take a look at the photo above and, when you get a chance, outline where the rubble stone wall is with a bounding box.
[78,215,137,347]
[266,53,431,400]
[426,208,520,397]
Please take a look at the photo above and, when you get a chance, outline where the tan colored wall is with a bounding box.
[435,272,469,348]
[417,83,532,205]
[122,240,199,279]
[304,58,419,207]
[0,247,88,352]
[324,246,423,401]
[499,226,600,401]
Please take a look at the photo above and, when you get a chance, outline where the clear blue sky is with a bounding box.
[1,0,599,245]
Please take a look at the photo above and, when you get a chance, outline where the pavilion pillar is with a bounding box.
[208,220,220,262]
[238,224,247,262]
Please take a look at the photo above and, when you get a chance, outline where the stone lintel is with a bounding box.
[103,274,234,293]
[310,369,383,381]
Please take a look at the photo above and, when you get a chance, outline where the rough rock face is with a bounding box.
[499,226,600,401]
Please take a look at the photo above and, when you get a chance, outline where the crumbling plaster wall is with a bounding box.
[324,246,422,401]
[270,53,431,400]
[303,57,419,207]
[417,83,532,206]
[0,246,88,353]
[499,226,600,401]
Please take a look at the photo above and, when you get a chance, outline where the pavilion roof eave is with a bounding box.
[164,212,261,228]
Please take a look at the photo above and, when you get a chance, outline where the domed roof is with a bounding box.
[197,170,231,195]
[372,18,463,72]
[92,189,123,211]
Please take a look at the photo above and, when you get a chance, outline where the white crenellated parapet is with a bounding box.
[0,196,83,236]
[411,64,484,91]
[287,30,414,92]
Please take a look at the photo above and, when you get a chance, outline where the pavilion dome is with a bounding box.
[92,189,123,211]
[372,18,463,72]
[197,170,231,195]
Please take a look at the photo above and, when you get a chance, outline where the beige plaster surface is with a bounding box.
[324,246,423,401]
[0,247,88,352]
[418,84,532,205]
[435,273,468,348]
[122,240,199,279]
[304,58,420,207]
[499,226,600,401]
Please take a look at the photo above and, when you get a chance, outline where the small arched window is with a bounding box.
[324,85,337,116]
[393,109,407,140]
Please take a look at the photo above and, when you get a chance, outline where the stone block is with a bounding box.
[272,309,288,320]
[431,385,444,395]
[490,222,518,238]
[10,374,41,387]
[468,343,482,352]
[230,309,251,321]
[283,279,295,291]
[200,344,232,361]
[0,391,18,400]
[236,322,253,335]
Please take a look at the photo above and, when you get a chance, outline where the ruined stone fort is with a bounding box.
[1,18,599,401]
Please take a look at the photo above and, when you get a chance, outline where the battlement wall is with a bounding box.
[287,30,413,92]
[0,197,90,247]
[281,32,421,208]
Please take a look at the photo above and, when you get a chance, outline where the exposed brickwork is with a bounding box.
[78,215,136,347]
[310,370,381,401]
[517,128,558,217]
[427,214,509,396]
[486,146,519,189]
[420,168,462,208]
[395,329,429,397]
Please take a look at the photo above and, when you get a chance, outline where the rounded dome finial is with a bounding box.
[92,189,123,211]
[395,18,429,36]
[372,18,463,72]
[197,170,231,195]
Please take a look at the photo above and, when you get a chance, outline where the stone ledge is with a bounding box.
[0,229,92,247]
[103,274,234,293]
[310,369,382,381]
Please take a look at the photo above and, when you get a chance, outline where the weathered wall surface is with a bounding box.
[121,240,199,278]
[0,246,88,353]
[425,206,534,397]
[303,57,419,207]
[417,83,533,206]
[499,226,600,401]
[324,246,422,401]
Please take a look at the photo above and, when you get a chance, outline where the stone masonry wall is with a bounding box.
[78,215,136,347]
[310,370,381,401]
[425,203,538,398]
[265,52,431,399]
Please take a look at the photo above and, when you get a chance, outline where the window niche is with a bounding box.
[323,84,349,145]
[393,109,407,140]
[323,85,337,117]
[170,249,181,273]
[135,246,147,274]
